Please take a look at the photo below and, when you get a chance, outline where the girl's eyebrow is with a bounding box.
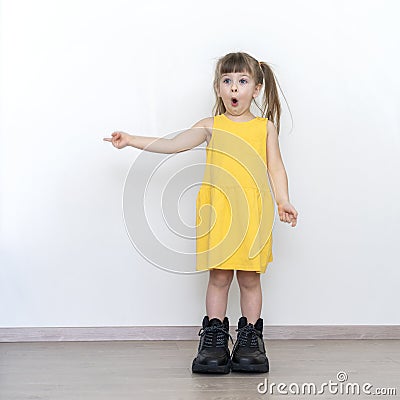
[221,73,250,78]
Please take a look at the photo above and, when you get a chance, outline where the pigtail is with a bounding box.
[258,62,281,135]
[212,58,226,116]
[212,96,226,116]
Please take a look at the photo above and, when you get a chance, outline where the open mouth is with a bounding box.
[231,97,238,106]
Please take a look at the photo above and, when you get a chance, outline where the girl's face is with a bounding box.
[217,71,261,116]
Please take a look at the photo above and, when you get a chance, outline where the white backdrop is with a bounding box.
[1,0,399,327]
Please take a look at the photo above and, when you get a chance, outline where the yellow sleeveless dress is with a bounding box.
[196,114,275,274]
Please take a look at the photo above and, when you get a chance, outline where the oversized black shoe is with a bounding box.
[191,316,233,374]
[231,316,269,373]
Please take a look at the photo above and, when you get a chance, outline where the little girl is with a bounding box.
[104,52,298,374]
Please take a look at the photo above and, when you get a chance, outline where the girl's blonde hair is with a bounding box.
[213,52,282,134]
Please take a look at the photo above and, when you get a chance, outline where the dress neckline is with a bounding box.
[221,113,258,123]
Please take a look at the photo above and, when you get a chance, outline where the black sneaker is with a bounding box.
[231,316,269,373]
[191,316,233,374]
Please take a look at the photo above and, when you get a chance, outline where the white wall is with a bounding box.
[1,0,399,327]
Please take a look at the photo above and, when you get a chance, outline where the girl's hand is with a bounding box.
[103,131,131,149]
[277,202,298,227]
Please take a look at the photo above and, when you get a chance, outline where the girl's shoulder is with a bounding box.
[266,120,279,143]
[195,116,214,127]
[192,116,214,136]
[267,119,277,132]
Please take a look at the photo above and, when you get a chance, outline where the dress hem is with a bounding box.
[196,261,272,274]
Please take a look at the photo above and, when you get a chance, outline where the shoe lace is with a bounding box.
[198,324,234,348]
[235,324,260,348]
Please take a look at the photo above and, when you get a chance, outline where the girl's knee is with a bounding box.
[209,269,234,288]
[236,270,260,289]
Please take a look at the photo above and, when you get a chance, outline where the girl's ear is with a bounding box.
[253,83,262,98]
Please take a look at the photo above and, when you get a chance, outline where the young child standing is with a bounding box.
[104,52,298,374]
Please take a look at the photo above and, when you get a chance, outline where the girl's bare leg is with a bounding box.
[205,269,234,321]
[236,270,262,324]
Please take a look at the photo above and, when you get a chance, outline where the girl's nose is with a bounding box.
[231,84,238,92]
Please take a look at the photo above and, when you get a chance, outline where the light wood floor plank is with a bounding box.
[1,340,399,399]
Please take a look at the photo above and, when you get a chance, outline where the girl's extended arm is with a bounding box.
[103,118,212,154]
[266,121,298,227]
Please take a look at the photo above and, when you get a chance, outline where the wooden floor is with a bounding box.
[1,340,399,400]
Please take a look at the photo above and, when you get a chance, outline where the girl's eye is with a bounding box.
[223,78,231,84]
[239,79,248,84]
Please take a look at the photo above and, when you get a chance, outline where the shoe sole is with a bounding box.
[192,359,231,374]
[231,360,269,373]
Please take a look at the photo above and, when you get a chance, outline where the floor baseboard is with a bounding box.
[1,325,400,342]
